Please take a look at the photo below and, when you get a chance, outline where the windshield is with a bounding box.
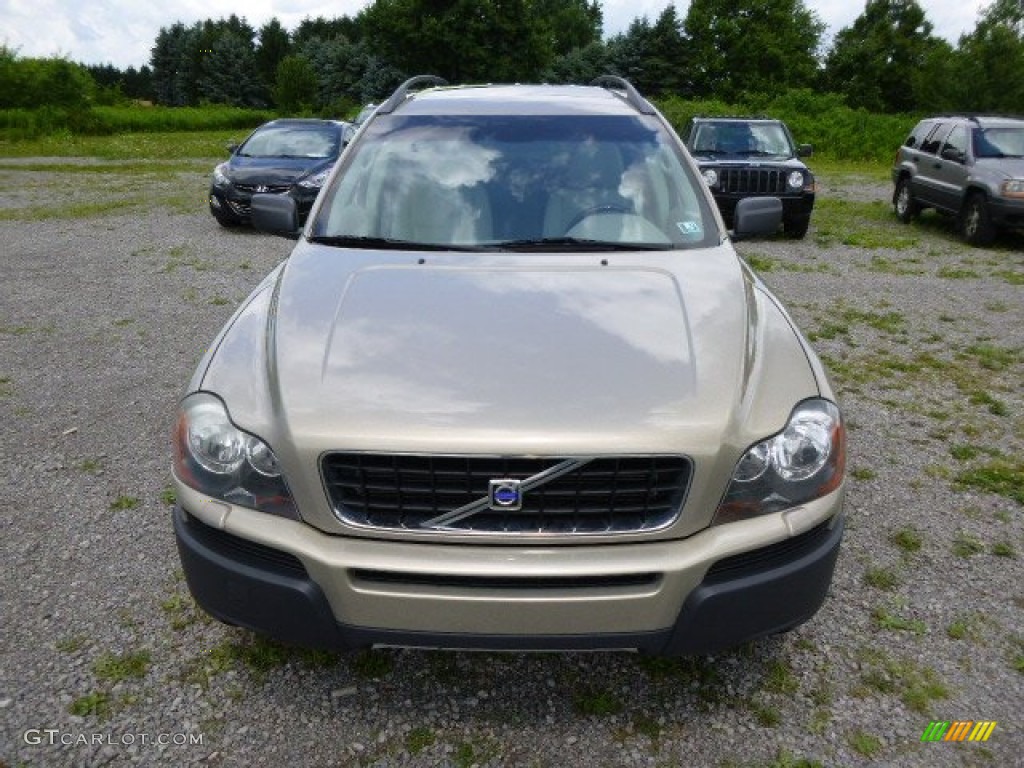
[691,121,795,158]
[974,126,1024,158]
[239,124,339,159]
[311,114,717,250]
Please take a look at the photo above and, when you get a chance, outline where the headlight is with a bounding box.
[713,399,845,525]
[702,169,718,188]
[173,393,299,520]
[787,170,805,189]
[297,165,334,189]
[212,163,230,188]
[1001,179,1024,198]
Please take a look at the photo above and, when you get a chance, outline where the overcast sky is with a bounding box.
[0,0,990,70]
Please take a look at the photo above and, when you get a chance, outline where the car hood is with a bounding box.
[202,243,817,454]
[693,156,806,169]
[978,157,1024,178]
[196,243,824,535]
[225,155,331,184]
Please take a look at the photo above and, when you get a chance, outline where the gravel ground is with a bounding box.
[1,162,1021,768]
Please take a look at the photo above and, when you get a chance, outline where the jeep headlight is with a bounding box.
[212,163,230,188]
[713,399,845,525]
[297,164,334,189]
[787,170,805,189]
[173,393,299,519]
[702,169,718,188]
[1001,179,1024,198]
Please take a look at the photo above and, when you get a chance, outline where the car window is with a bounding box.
[313,114,717,250]
[919,123,951,155]
[240,125,339,159]
[974,126,1024,158]
[904,120,935,149]
[940,125,968,162]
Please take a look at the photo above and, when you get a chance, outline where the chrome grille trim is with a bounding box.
[235,183,291,194]
[321,453,692,536]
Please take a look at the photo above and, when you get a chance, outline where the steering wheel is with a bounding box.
[565,203,633,233]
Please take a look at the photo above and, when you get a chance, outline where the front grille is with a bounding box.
[235,183,291,194]
[322,454,691,535]
[718,168,787,195]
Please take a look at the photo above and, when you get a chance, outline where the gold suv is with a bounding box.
[172,77,846,654]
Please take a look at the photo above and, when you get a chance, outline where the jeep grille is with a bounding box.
[718,168,787,195]
[321,454,691,535]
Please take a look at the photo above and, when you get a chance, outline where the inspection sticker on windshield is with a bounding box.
[677,221,702,237]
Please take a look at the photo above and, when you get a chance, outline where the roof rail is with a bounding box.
[590,76,655,115]
[378,75,449,115]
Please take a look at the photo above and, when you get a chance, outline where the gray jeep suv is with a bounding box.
[892,114,1024,245]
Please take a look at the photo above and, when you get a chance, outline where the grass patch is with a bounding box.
[93,650,151,682]
[992,541,1017,558]
[851,467,876,481]
[891,527,923,553]
[951,532,985,558]
[69,691,111,718]
[109,495,140,511]
[864,567,899,591]
[573,688,624,716]
[848,730,883,757]
[859,652,948,713]
[955,460,1023,505]
[351,649,393,679]
[872,606,926,635]
[406,727,436,755]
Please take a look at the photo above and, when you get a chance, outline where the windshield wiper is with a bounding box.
[492,237,672,252]
[307,235,479,251]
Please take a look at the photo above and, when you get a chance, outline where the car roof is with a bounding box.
[692,116,779,122]
[260,118,348,129]
[924,114,1024,129]
[387,84,646,117]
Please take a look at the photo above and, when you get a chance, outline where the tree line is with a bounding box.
[3,0,1023,117]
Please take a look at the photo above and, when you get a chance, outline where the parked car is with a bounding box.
[208,118,349,227]
[173,76,846,655]
[683,116,816,238]
[892,114,1024,246]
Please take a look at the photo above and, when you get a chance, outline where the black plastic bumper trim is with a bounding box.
[173,506,843,655]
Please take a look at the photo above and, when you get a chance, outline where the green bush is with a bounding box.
[0,104,275,140]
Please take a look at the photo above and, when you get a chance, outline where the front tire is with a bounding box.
[961,192,996,246]
[894,178,919,223]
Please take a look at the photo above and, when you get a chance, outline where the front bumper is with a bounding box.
[714,193,815,224]
[173,491,844,655]
[988,195,1024,229]
[208,186,320,223]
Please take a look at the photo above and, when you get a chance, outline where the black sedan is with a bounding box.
[208,118,348,227]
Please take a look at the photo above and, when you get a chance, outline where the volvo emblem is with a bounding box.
[488,479,522,511]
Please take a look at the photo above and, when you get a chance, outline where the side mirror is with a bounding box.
[732,196,782,240]
[251,194,301,239]
[797,143,813,158]
[226,141,239,155]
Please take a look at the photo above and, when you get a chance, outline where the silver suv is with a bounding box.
[892,114,1024,245]
[172,77,846,655]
